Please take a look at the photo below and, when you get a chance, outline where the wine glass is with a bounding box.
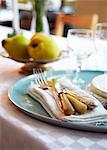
[94,23,107,72]
[67,29,94,88]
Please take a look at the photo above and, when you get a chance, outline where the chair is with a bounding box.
[55,13,99,36]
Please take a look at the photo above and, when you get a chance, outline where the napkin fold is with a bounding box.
[27,78,107,123]
[28,82,65,120]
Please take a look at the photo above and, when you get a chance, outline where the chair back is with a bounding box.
[55,14,99,36]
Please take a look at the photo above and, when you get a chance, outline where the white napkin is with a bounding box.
[57,78,107,122]
[28,82,65,120]
[27,79,107,123]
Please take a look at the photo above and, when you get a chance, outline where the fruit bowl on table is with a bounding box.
[0,50,67,75]
[1,33,68,75]
[0,50,67,64]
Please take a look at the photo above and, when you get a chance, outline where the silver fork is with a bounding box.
[33,68,59,95]
[33,68,64,112]
[33,68,48,90]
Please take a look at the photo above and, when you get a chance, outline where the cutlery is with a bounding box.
[33,68,74,115]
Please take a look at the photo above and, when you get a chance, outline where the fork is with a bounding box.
[33,68,75,115]
[33,68,58,92]
[33,68,48,90]
[33,68,64,112]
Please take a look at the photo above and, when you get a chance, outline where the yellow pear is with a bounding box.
[27,33,61,61]
[2,34,29,60]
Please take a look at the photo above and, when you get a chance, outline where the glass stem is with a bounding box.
[75,57,82,81]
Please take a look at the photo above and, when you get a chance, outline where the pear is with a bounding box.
[27,33,61,61]
[2,34,29,60]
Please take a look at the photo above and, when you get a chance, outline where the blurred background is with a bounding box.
[0,0,107,36]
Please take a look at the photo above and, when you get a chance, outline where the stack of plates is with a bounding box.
[89,74,107,108]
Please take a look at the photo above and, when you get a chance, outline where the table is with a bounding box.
[0,26,107,150]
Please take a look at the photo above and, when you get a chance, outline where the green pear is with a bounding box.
[27,33,61,61]
[2,34,29,60]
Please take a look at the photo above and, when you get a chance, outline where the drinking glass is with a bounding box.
[94,23,107,71]
[67,29,94,88]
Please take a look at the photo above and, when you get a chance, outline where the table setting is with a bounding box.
[0,25,107,149]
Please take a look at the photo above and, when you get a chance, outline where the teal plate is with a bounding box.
[8,70,107,133]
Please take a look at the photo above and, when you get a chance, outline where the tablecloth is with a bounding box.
[0,26,107,150]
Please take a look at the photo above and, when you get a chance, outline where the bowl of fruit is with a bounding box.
[1,33,65,74]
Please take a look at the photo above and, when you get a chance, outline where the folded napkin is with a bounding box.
[27,78,107,123]
[28,82,65,120]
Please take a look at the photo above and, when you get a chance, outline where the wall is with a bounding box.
[76,0,107,22]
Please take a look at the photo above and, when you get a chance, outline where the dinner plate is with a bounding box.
[91,74,107,98]
[8,70,107,132]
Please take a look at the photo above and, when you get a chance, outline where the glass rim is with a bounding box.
[67,29,93,33]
